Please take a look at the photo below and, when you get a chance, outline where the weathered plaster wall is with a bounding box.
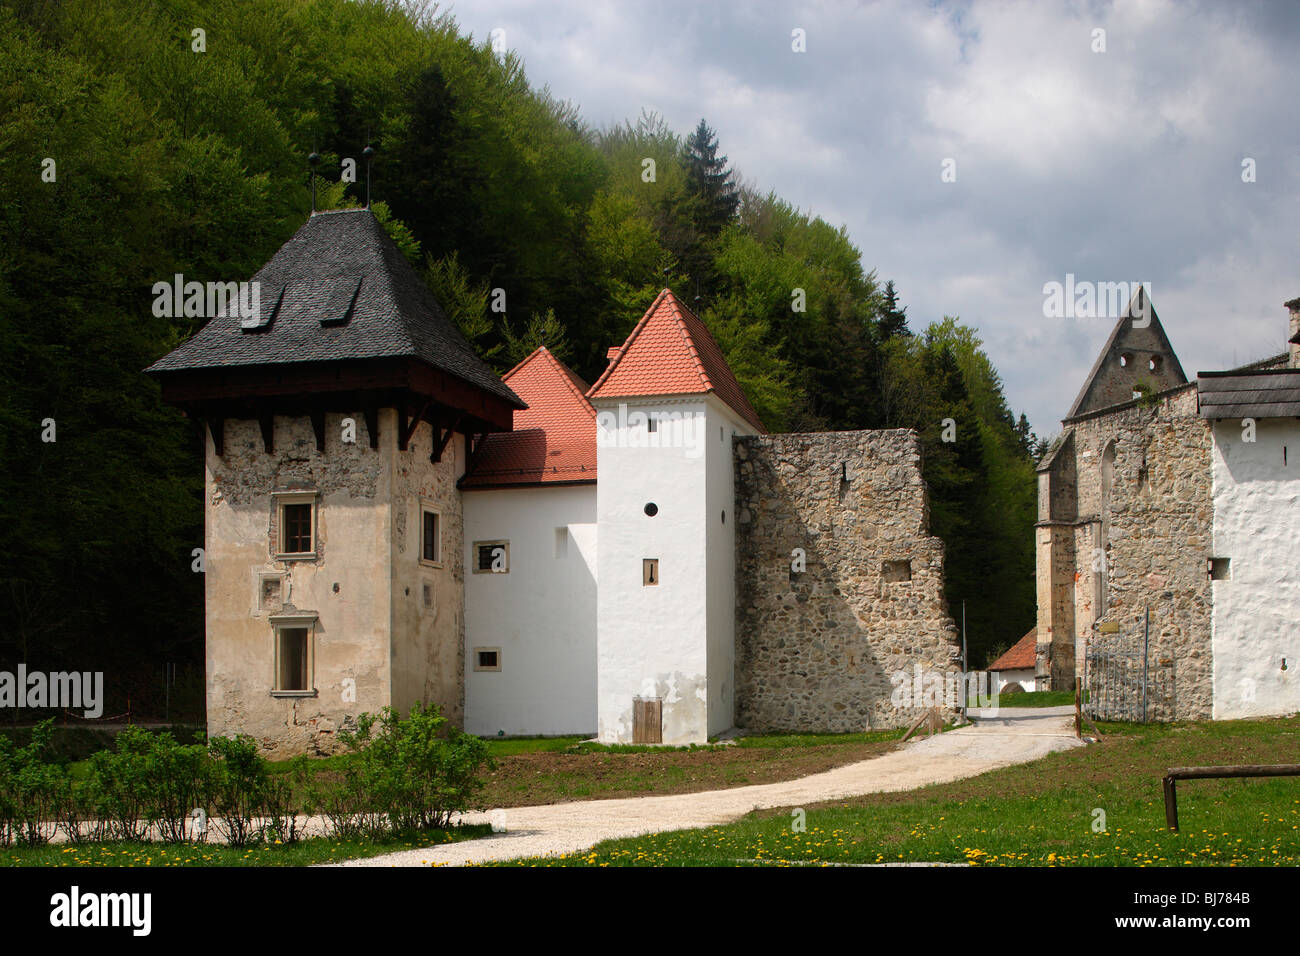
[389,424,466,726]
[205,412,392,758]
[463,483,597,736]
[1210,418,1300,718]
[734,430,961,732]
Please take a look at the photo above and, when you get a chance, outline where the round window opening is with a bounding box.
[644,503,658,517]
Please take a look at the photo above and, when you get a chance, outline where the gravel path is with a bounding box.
[331,706,1085,867]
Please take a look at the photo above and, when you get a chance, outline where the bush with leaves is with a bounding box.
[0,720,65,846]
[86,725,155,842]
[339,703,493,833]
[207,734,270,847]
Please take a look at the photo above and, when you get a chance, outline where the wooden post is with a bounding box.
[1163,775,1179,831]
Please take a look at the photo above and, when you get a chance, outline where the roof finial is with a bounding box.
[308,139,321,214]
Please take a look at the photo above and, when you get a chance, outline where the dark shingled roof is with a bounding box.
[146,209,522,409]
[1197,367,1300,419]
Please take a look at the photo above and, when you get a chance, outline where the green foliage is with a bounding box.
[338,702,493,832]
[0,0,1041,697]
[207,734,272,847]
[0,720,65,846]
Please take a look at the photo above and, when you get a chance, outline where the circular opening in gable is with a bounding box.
[644,503,658,517]
[1148,355,1162,372]
[1119,353,1131,367]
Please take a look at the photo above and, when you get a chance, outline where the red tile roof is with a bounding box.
[460,347,597,489]
[586,288,766,432]
[988,629,1037,671]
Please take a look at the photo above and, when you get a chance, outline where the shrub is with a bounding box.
[263,756,310,845]
[0,721,65,846]
[339,703,493,833]
[147,731,209,843]
[86,726,156,841]
[207,734,270,847]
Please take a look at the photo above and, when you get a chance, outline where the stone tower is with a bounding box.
[146,209,522,756]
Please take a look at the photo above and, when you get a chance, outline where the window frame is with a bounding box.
[419,502,443,568]
[272,491,318,560]
[269,611,317,697]
[472,540,510,574]
[473,647,502,672]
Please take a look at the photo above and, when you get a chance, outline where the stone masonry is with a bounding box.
[734,430,961,732]
[1040,387,1215,718]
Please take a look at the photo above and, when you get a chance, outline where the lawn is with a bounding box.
[472,729,904,806]
[992,690,1077,708]
[0,825,492,867]
[494,714,1300,866]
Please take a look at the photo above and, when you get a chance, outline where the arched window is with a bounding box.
[1098,440,1117,613]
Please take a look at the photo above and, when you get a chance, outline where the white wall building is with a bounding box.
[1202,388,1300,719]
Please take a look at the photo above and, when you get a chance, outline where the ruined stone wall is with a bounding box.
[734,430,961,732]
[1051,386,1214,719]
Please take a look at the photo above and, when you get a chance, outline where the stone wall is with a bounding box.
[1037,386,1214,718]
[734,430,961,732]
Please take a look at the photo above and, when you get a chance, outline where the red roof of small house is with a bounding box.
[988,629,1037,671]
[460,347,597,489]
[586,288,766,433]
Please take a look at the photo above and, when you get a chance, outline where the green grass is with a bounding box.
[0,825,492,867]
[992,690,1077,708]
[494,715,1300,867]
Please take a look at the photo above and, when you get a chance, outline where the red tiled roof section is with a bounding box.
[460,347,597,488]
[586,288,766,433]
[988,629,1037,671]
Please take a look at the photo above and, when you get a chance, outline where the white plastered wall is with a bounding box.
[463,483,597,735]
[1210,418,1300,718]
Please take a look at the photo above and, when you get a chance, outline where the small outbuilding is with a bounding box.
[988,629,1038,693]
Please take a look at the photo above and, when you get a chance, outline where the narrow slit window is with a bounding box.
[421,510,440,563]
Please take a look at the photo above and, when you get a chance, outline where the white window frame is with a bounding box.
[272,491,318,560]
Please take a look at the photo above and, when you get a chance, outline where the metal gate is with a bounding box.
[1084,618,1177,722]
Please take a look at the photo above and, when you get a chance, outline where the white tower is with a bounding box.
[586,290,764,743]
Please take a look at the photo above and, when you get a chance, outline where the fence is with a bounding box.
[1084,616,1177,722]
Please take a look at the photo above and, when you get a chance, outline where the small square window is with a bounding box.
[473,541,509,573]
[282,504,312,553]
[421,509,441,565]
[273,492,317,559]
[474,647,501,671]
[882,560,912,582]
[1209,557,1231,580]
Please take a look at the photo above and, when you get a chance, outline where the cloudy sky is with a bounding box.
[440,0,1299,435]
